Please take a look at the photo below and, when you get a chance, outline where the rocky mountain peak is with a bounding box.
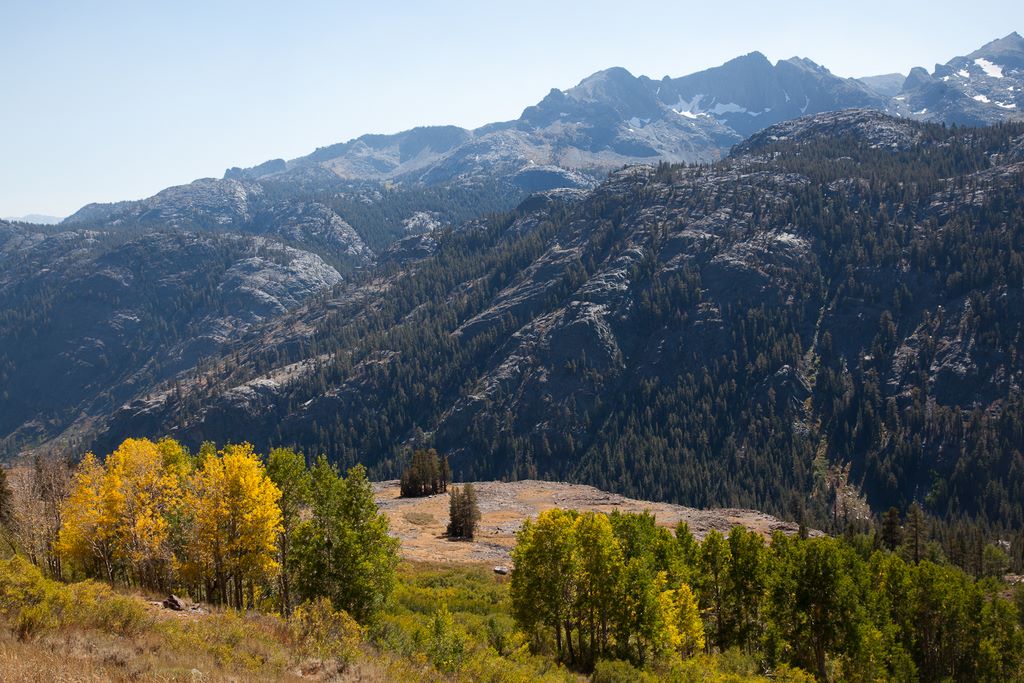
[968,31,1024,66]
[892,31,1023,126]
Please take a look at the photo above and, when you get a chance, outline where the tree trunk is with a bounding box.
[564,618,576,664]
[280,534,291,615]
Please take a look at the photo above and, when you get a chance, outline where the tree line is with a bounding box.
[511,508,1024,682]
[1,438,398,623]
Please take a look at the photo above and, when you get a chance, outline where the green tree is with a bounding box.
[266,447,311,615]
[723,526,767,650]
[697,529,731,650]
[293,459,398,623]
[881,507,902,551]
[573,511,623,664]
[400,448,450,497]
[510,508,579,661]
[673,521,700,585]
[981,543,1010,579]
[446,484,481,540]
[614,558,669,665]
[902,504,925,564]
[768,535,863,681]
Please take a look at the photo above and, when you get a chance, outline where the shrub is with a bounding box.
[425,604,466,673]
[0,557,148,640]
[290,597,363,663]
[68,579,148,636]
[592,658,658,683]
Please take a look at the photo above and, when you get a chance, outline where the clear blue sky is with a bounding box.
[1,0,1021,217]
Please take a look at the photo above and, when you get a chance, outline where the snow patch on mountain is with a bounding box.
[974,58,1004,78]
[709,101,749,115]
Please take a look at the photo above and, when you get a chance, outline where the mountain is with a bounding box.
[642,51,889,137]
[59,35,1023,263]
[90,110,1024,534]
[7,34,1024,534]
[0,220,342,455]
[237,51,892,182]
[2,214,63,225]
[858,73,906,97]
[894,31,1024,124]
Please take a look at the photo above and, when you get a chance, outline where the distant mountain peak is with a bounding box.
[565,66,647,104]
[781,56,828,72]
[63,31,1024,236]
[966,31,1024,67]
[727,51,773,67]
[895,31,1024,125]
[2,213,64,225]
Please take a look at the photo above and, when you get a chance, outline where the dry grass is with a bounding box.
[374,479,813,564]
[0,620,419,682]
[0,556,414,682]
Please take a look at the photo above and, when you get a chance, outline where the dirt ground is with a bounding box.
[373,479,812,565]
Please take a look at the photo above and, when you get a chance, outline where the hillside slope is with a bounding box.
[100,111,1024,530]
[0,222,342,455]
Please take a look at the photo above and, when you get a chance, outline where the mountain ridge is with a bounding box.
[85,110,1024,533]
[59,34,1023,258]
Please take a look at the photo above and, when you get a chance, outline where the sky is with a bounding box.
[1,1,1022,218]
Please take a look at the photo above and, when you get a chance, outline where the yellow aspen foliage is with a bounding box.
[56,453,117,582]
[156,436,192,477]
[184,442,282,608]
[58,438,189,589]
[660,582,705,657]
[103,438,183,587]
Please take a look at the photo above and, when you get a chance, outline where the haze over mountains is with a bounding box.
[3,33,1024,531]
[2,214,63,225]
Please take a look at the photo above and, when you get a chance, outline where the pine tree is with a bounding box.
[904,503,925,564]
[400,448,450,497]
[446,484,481,540]
[881,506,902,551]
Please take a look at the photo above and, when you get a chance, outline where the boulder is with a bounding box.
[162,594,186,611]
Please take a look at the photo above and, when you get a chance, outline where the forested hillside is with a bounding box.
[98,111,1024,545]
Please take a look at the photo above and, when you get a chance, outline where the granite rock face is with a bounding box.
[0,222,340,454]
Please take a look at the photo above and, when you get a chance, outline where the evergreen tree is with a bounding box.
[400,448,450,497]
[446,484,481,540]
[903,503,925,564]
[881,506,902,551]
